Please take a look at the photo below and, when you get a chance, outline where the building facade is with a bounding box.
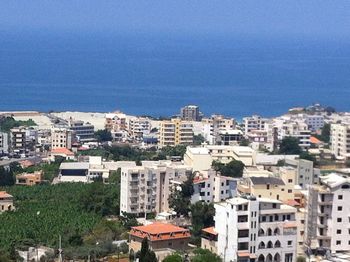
[180,105,200,121]
[158,118,193,147]
[51,128,73,149]
[330,123,350,160]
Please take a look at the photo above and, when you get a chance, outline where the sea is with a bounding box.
[1,30,350,119]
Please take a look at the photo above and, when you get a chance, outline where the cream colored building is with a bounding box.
[330,123,350,160]
[51,127,73,149]
[0,191,15,212]
[158,118,193,147]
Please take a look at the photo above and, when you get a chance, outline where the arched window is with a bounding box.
[267,228,272,236]
[341,184,350,189]
[274,253,281,262]
[258,254,265,262]
[258,241,266,249]
[258,228,265,236]
[274,228,280,235]
[274,240,281,248]
[267,241,273,248]
[266,254,273,262]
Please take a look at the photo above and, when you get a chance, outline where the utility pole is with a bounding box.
[58,235,63,262]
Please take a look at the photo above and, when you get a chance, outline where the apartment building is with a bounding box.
[217,130,243,145]
[184,145,255,171]
[202,114,236,144]
[51,127,73,150]
[305,173,350,254]
[105,111,128,132]
[330,123,350,160]
[305,115,324,132]
[10,127,27,154]
[158,118,193,147]
[0,132,9,153]
[68,119,95,142]
[128,117,152,140]
[284,158,320,189]
[203,196,297,262]
[191,169,238,203]
[120,161,192,216]
[243,115,268,135]
[0,191,15,212]
[180,105,200,121]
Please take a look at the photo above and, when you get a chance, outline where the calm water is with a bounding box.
[1,31,350,118]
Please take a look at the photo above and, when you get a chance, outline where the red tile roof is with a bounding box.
[284,199,300,207]
[202,226,218,236]
[51,148,74,155]
[130,223,190,241]
[310,136,322,144]
[0,191,13,198]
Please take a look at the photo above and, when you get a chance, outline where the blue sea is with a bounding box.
[1,31,350,118]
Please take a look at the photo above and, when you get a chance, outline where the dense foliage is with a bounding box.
[0,116,36,132]
[193,134,205,145]
[95,129,113,142]
[163,253,182,262]
[314,123,330,143]
[136,237,157,262]
[278,136,302,155]
[191,248,222,262]
[212,160,245,177]
[0,183,120,253]
[190,202,215,245]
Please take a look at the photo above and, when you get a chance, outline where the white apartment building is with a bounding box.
[330,123,350,160]
[105,111,128,132]
[202,114,236,145]
[243,115,268,135]
[0,132,9,153]
[284,158,320,189]
[120,161,192,216]
[158,118,193,147]
[51,127,73,149]
[128,117,152,140]
[305,173,350,254]
[203,196,297,262]
[191,169,238,203]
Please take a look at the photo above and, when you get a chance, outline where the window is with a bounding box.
[337,229,341,234]
[288,179,293,183]
[272,203,277,208]
[336,240,341,245]
[338,206,343,211]
[267,184,270,190]
[287,241,292,246]
[338,195,343,200]
[288,189,292,193]
[337,218,342,222]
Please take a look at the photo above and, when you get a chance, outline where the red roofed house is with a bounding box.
[129,223,190,257]
[50,147,75,161]
[201,226,218,253]
[0,191,15,212]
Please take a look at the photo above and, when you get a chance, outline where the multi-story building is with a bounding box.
[284,158,320,189]
[51,127,73,150]
[217,130,243,145]
[180,105,200,121]
[16,171,42,186]
[243,115,268,135]
[120,161,192,216]
[330,123,350,160]
[158,118,193,147]
[10,127,27,154]
[0,191,15,212]
[202,115,236,145]
[202,196,297,262]
[305,173,350,254]
[128,117,152,140]
[191,169,238,203]
[68,119,95,142]
[305,115,324,132]
[0,132,9,154]
[105,111,128,132]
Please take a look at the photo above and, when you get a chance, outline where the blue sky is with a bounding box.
[1,1,350,39]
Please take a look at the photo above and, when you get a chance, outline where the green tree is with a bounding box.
[95,129,113,142]
[193,134,205,145]
[279,137,302,155]
[190,202,215,245]
[108,169,121,184]
[239,138,250,146]
[296,256,306,262]
[163,253,182,262]
[212,160,245,177]
[320,123,330,143]
[299,152,317,164]
[191,248,222,262]
[139,237,157,262]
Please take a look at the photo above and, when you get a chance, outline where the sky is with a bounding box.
[1,1,350,40]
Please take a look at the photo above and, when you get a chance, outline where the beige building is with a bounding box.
[158,118,193,147]
[330,123,350,160]
[129,223,190,259]
[16,171,42,186]
[51,128,73,149]
[0,191,15,212]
